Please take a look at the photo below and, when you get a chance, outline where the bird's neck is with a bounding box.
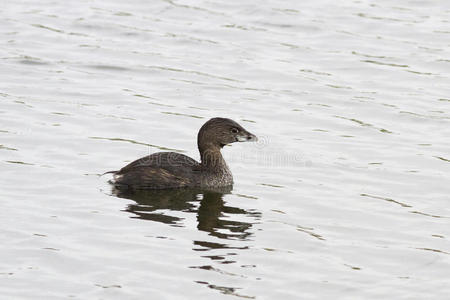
[199,144,227,170]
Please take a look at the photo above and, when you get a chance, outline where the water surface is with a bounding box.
[1,0,449,299]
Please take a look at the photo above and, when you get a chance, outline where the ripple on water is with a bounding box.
[89,136,185,152]
[1,0,450,299]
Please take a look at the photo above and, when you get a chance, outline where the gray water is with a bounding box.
[1,0,450,299]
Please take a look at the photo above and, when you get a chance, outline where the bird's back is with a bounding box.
[112,152,201,190]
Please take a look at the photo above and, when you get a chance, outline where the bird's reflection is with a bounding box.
[113,186,260,298]
[113,186,258,243]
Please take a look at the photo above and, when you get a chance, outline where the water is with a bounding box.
[1,0,449,299]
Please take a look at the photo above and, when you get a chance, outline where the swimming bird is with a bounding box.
[108,117,257,190]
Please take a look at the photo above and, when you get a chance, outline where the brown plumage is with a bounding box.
[108,118,257,190]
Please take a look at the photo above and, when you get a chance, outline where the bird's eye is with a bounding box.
[231,128,239,134]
